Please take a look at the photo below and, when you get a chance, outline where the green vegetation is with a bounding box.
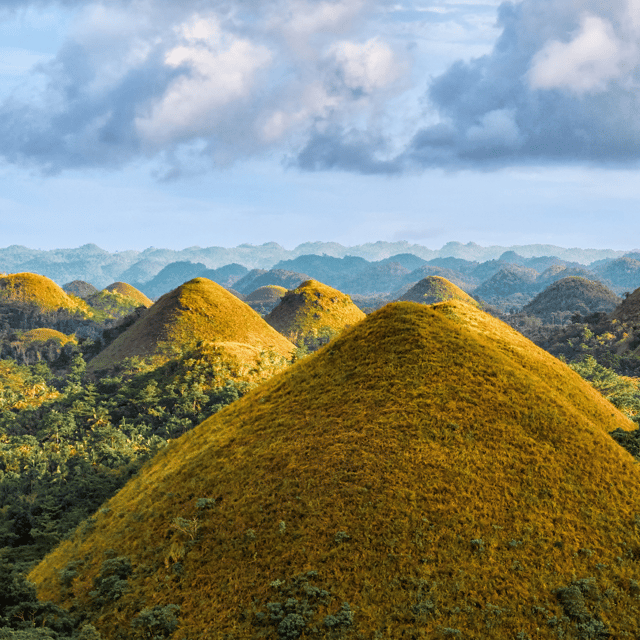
[27,300,640,638]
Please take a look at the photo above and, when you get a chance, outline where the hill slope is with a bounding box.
[87,277,295,371]
[31,300,640,639]
[264,279,365,344]
[397,275,478,305]
[244,285,287,315]
[522,276,621,324]
[0,272,91,314]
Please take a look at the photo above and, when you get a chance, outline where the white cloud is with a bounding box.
[529,13,628,94]
[136,15,272,146]
[328,37,404,93]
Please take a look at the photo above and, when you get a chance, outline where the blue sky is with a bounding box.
[1,0,640,252]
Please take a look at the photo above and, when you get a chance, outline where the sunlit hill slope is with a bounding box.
[87,277,295,371]
[265,279,365,343]
[397,275,478,306]
[31,301,640,639]
[0,272,91,315]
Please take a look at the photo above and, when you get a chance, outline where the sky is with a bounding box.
[1,0,640,252]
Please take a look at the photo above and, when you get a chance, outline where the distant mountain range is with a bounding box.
[0,242,632,289]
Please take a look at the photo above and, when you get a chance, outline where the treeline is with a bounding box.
[0,343,277,638]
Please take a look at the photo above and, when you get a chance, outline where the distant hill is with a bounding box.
[139,261,208,299]
[62,280,99,299]
[31,300,640,638]
[233,269,309,295]
[522,277,621,324]
[592,257,640,294]
[86,282,153,320]
[243,285,287,315]
[87,277,295,371]
[265,279,365,345]
[610,285,640,323]
[397,275,478,306]
[473,264,540,310]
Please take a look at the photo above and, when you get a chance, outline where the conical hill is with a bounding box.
[397,275,478,305]
[522,276,621,323]
[244,284,287,315]
[103,281,153,307]
[265,279,365,343]
[86,282,153,320]
[0,272,91,314]
[32,301,640,638]
[87,277,295,371]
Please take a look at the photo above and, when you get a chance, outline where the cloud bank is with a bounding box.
[1,0,640,174]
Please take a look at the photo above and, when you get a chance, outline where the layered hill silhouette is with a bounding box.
[522,277,621,324]
[397,275,478,306]
[264,279,365,344]
[87,277,295,371]
[32,300,640,638]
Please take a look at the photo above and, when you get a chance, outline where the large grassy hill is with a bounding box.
[87,277,295,371]
[30,300,640,639]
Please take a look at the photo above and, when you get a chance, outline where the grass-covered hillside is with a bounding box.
[30,300,640,639]
[86,282,152,320]
[397,275,478,306]
[265,279,365,348]
[244,285,287,315]
[87,277,295,372]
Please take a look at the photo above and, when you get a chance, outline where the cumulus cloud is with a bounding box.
[2,0,640,173]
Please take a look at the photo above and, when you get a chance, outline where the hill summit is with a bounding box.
[397,275,478,306]
[265,279,365,344]
[87,277,295,371]
[32,300,640,638]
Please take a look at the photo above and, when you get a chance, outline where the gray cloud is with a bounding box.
[2,0,639,175]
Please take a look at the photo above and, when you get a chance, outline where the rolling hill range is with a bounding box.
[31,300,640,639]
[87,277,295,372]
[264,279,365,345]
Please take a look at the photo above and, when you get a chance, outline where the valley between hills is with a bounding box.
[3,242,640,638]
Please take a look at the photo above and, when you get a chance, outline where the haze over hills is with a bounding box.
[0,242,632,290]
[30,300,640,638]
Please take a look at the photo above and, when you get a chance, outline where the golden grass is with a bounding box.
[398,275,478,306]
[103,282,153,307]
[87,277,295,372]
[31,301,640,638]
[16,328,76,346]
[0,272,92,315]
[265,279,366,342]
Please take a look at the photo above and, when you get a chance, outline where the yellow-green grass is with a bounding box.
[103,282,153,307]
[265,279,366,342]
[14,328,76,347]
[244,285,287,304]
[31,301,640,638]
[0,272,93,315]
[87,277,295,372]
[0,359,59,411]
[398,275,478,306]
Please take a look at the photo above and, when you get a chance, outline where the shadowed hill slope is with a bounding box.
[522,277,621,324]
[244,285,287,315]
[31,301,640,639]
[397,275,478,305]
[264,279,365,344]
[87,277,295,371]
[611,285,640,323]
[62,280,99,300]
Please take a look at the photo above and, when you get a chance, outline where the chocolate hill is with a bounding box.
[610,285,640,323]
[244,285,287,315]
[87,277,295,371]
[31,301,640,638]
[86,282,153,320]
[397,275,478,305]
[264,279,365,343]
[62,280,99,300]
[522,277,621,324]
[0,272,91,315]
